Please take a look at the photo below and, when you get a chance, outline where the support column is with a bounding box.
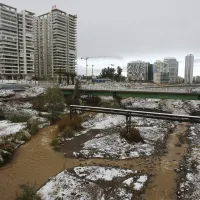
[126,114,131,134]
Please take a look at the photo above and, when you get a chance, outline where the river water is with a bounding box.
[0,125,79,200]
[0,122,189,200]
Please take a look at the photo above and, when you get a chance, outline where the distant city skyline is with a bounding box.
[1,0,200,79]
[77,55,200,78]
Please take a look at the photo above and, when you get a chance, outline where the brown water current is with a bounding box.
[0,122,189,200]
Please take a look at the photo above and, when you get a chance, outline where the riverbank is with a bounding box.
[0,97,200,200]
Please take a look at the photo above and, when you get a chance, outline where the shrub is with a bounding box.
[27,119,40,135]
[32,96,47,112]
[15,130,30,142]
[50,138,59,146]
[6,111,31,123]
[16,183,41,200]
[69,117,83,130]
[57,116,70,132]
[44,87,65,121]
[63,126,74,138]
[120,127,144,143]
[98,100,120,109]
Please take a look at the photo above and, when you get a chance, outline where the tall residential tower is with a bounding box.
[184,54,194,84]
[0,3,35,80]
[163,57,178,83]
[0,4,19,79]
[34,7,77,79]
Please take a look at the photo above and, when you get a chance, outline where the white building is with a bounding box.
[153,60,169,84]
[185,54,194,84]
[18,10,35,79]
[127,61,148,81]
[0,4,19,80]
[34,7,77,79]
[163,57,178,83]
[0,3,35,80]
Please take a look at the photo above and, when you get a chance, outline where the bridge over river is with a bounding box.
[61,87,200,100]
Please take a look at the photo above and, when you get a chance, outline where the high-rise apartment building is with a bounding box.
[153,60,169,84]
[34,7,77,78]
[0,3,35,80]
[18,10,35,78]
[185,54,194,84]
[163,57,178,83]
[0,4,19,80]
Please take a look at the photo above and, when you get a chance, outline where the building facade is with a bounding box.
[147,63,153,82]
[34,7,77,79]
[18,10,35,79]
[127,61,148,82]
[185,54,194,84]
[163,57,178,83]
[153,60,169,84]
[0,4,19,80]
[0,3,34,80]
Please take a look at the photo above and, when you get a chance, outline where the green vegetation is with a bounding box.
[99,66,125,82]
[15,130,31,142]
[6,111,31,123]
[44,87,65,122]
[27,119,40,135]
[16,183,41,200]
[51,115,83,150]
[32,95,47,112]
[63,127,74,138]
[98,100,121,108]
[50,138,59,146]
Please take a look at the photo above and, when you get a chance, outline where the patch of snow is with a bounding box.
[82,114,125,130]
[123,177,134,186]
[186,173,194,182]
[0,120,26,136]
[14,87,45,98]
[74,166,135,181]
[134,175,148,191]
[0,89,15,97]
[38,171,104,200]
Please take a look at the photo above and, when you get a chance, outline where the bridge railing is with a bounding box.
[70,105,200,123]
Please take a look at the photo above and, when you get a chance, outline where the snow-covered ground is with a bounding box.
[178,124,200,199]
[0,121,26,136]
[0,86,45,100]
[12,87,45,99]
[0,90,15,98]
[68,112,171,159]
[38,166,148,200]
[121,98,161,110]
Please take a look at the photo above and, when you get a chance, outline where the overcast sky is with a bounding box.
[2,0,200,76]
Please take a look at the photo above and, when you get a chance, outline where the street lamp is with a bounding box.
[81,57,89,80]
[92,65,94,77]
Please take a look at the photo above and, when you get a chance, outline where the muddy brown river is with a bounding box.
[0,123,189,200]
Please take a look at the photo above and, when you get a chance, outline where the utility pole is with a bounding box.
[92,65,94,76]
[81,57,89,80]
